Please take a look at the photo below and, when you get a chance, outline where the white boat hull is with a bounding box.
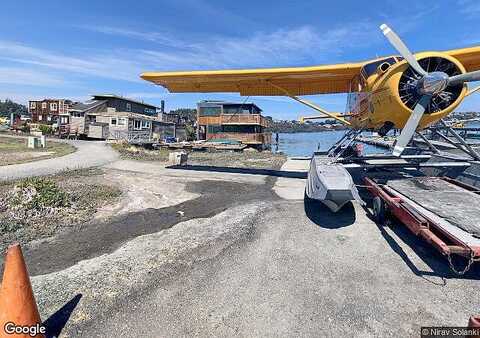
[305,156,362,212]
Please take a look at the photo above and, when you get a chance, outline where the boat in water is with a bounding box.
[305,156,362,212]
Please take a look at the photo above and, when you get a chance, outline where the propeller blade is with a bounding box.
[392,95,431,156]
[380,24,427,76]
[448,70,480,85]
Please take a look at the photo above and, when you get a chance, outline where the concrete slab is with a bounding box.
[273,158,309,200]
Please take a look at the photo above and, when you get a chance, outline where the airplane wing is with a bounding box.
[445,46,480,72]
[141,46,480,96]
[140,62,364,96]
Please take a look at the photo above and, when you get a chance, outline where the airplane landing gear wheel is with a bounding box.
[372,196,387,224]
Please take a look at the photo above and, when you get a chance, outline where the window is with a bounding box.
[111,118,117,125]
[222,125,257,133]
[118,118,127,126]
[207,124,222,134]
[38,115,43,121]
[30,102,36,109]
[42,102,47,109]
[199,106,221,116]
[361,57,397,78]
[50,103,58,111]
[144,108,155,115]
[141,120,151,128]
[126,103,132,112]
[60,116,68,124]
[47,116,52,121]
[134,119,141,130]
[223,105,254,114]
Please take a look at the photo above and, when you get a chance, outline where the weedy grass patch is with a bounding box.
[0,169,122,251]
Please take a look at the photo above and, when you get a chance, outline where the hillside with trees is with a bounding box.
[0,99,28,117]
[169,108,197,125]
[168,108,197,140]
[268,120,346,133]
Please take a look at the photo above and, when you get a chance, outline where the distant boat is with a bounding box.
[305,156,362,212]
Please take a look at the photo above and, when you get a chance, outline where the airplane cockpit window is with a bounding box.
[361,57,398,78]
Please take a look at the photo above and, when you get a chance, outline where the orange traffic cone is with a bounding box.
[470,315,480,328]
[0,243,45,338]
[469,315,480,338]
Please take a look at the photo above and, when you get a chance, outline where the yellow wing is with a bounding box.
[445,46,480,72]
[141,46,480,96]
[141,62,364,96]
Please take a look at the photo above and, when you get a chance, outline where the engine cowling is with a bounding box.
[398,56,464,114]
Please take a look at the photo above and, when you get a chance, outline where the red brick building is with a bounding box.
[28,99,75,124]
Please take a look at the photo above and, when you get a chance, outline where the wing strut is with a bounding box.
[466,84,480,97]
[266,81,352,126]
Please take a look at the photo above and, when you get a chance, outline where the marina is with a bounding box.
[2,1,480,335]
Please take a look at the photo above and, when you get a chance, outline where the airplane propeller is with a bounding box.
[380,24,480,156]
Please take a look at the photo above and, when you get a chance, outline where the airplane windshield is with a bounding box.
[361,57,398,78]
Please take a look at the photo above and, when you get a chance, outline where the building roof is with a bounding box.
[70,100,107,112]
[197,100,262,112]
[91,94,159,109]
[29,98,75,104]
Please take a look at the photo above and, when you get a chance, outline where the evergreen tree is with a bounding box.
[0,99,28,117]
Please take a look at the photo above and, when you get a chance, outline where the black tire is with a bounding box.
[372,196,386,224]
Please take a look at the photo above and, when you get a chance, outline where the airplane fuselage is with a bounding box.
[347,52,467,133]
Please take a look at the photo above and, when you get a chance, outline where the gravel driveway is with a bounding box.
[25,159,480,337]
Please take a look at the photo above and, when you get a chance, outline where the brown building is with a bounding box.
[28,99,74,125]
[196,101,271,148]
[68,94,174,143]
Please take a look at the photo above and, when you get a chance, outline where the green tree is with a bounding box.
[0,99,28,117]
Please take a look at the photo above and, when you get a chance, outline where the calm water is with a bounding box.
[276,121,480,157]
[275,131,384,157]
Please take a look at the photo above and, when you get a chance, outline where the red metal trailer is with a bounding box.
[364,176,480,274]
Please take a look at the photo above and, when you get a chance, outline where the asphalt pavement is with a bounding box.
[0,139,118,180]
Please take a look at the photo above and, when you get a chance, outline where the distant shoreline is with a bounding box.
[268,127,347,134]
[269,128,347,134]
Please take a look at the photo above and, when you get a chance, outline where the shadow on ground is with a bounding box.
[366,209,480,282]
[43,294,82,338]
[303,194,356,229]
[167,164,307,179]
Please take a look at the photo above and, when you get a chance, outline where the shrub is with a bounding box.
[20,123,30,133]
[38,124,54,135]
[14,178,70,210]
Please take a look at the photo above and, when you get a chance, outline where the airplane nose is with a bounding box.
[417,71,449,95]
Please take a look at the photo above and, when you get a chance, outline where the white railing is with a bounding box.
[111,130,152,144]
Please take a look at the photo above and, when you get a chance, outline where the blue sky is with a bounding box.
[1,0,479,120]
